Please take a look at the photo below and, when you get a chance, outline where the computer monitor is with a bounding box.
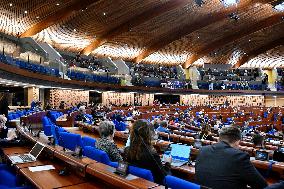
[170,144,191,161]
[255,150,269,161]
[278,146,284,153]
[273,151,284,162]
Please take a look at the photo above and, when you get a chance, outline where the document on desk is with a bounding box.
[28,165,55,172]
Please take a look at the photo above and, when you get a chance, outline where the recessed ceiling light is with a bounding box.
[73,29,76,32]
[36,16,39,19]
[103,12,106,16]
[56,3,60,6]
[9,3,12,7]
[24,10,28,14]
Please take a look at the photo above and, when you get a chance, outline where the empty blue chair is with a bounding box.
[0,169,17,187]
[42,117,53,137]
[128,166,154,182]
[83,146,117,167]
[165,175,200,189]
[81,136,96,148]
[58,132,82,151]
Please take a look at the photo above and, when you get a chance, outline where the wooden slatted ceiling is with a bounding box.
[133,0,275,63]
[0,0,74,36]
[0,0,283,67]
[183,8,284,68]
[143,1,276,65]
[203,21,284,66]
[33,0,167,52]
[241,45,284,68]
[80,0,189,55]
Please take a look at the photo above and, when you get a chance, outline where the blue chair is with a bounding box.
[42,116,53,137]
[83,146,117,167]
[58,132,82,151]
[165,175,200,189]
[128,166,154,182]
[81,136,96,148]
[0,169,17,187]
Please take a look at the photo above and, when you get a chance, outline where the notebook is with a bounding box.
[9,142,45,164]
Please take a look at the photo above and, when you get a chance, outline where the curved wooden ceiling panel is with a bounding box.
[0,0,283,67]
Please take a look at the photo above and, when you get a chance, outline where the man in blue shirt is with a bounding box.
[156,121,170,134]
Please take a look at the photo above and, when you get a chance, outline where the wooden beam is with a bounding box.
[183,12,284,68]
[20,0,99,38]
[134,0,274,63]
[233,37,284,68]
[81,0,190,55]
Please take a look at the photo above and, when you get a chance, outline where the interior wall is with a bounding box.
[49,89,89,108]
[180,94,264,107]
[264,96,284,107]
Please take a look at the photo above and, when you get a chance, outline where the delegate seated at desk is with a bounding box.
[75,106,92,124]
[196,126,268,189]
[124,119,171,185]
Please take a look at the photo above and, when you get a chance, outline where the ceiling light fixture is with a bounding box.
[221,0,239,7]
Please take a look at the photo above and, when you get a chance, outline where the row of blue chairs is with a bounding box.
[0,54,60,77]
[48,111,64,123]
[7,110,34,121]
[67,70,120,85]
[112,120,127,131]
[42,118,201,188]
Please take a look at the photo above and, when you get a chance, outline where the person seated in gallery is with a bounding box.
[95,121,123,162]
[252,132,265,150]
[75,106,92,124]
[156,120,171,134]
[124,119,171,184]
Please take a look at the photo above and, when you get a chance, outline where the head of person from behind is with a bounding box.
[0,114,8,139]
[0,114,7,129]
[252,133,264,149]
[218,126,241,149]
[129,119,154,160]
[79,106,86,115]
[98,121,115,140]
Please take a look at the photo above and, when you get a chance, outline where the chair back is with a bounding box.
[165,175,200,189]
[58,132,82,151]
[128,166,154,182]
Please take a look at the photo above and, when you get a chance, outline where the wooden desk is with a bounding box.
[20,163,86,189]
[86,162,160,189]
[60,182,109,189]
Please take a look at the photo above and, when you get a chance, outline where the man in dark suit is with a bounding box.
[196,126,267,189]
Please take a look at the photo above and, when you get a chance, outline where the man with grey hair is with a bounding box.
[196,126,267,189]
[95,121,122,162]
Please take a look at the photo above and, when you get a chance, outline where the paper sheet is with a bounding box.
[28,165,55,172]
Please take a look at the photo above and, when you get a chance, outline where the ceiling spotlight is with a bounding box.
[195,0,205,7]
[221,0,239,7]
[56,3,60,6]
[9,3,12,7]
[228,12,240,21]
[24,10,28,14]
[103,12,106,16]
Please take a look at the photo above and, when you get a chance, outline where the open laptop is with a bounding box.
[163,144,191,167]
[9,142,45,164]
[255,150,269,161]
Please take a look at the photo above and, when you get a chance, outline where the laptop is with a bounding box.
[255,150,269,161]
[164,144,191,167]
[9,142,45,164]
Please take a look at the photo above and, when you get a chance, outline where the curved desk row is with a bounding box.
[3,125,164,189]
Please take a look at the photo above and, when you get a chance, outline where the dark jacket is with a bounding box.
[124,146,170,184]
[196,141,267,189]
